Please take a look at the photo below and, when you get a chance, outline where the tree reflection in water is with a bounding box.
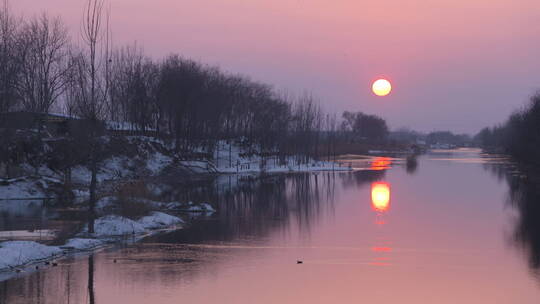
[484,162,540,279]
[405,155,419,175]
[152,172,349,244]
[88,254,95,304]
[0,170,389,303]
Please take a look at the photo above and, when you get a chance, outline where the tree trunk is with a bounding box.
[88,254,95,304]
[88,156,97,234]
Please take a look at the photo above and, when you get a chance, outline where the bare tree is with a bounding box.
[324,113,338,162]
[68,0,110,120]
[66,0,111,234]
[16,14,69,114]
[290,93,322,164]
[0,0,19,114]
[109,44,158,132]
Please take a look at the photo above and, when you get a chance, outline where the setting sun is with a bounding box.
[372,79,392,97]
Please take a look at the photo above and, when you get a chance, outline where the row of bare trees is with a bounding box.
[0,0,330,160]
[0,0,393,166]
[0,2,69,115]
[0,0,110,121]
[476,92,540,164]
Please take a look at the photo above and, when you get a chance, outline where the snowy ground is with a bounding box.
[0,178,47,200]
[0,241,62,270]
[94,196,216,215]
[79,212,183,237]
[1,137,350,200]
[184,140,352,174]
[63,238,105,250]
[0,197,218,274]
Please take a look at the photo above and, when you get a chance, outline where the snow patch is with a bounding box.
[146,152,172,175]
[81,212,184,237]
[96,196,117,210]
[137,212,183,229]
[81,215,146,237]
[63,238,105,250]
[0,241,62,270]
[184,201,216,213]
[207,141,352,174]
[71,156,133,185]
[0,179,45,200]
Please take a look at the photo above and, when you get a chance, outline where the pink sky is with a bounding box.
[11,0,540,133]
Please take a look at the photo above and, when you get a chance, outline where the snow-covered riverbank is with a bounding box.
[0,211,186,275]
[0,137,351,201]
[0,136,349,279]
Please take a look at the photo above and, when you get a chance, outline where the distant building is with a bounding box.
[0,111,162,137]
[0,112,79,135]
[106,121,160,137]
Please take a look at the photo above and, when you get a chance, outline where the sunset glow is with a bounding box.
[370,157,392,171]
[372,79,392,97]
[371,182,391,212]
[6,0,540,302]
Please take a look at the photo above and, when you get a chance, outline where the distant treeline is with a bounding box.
[389,129,472,147]
[0,0,318,158]
[475,93,540,164]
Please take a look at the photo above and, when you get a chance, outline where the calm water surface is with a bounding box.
[2,149,540,303]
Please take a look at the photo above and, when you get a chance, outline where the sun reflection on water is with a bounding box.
[371,182,390,213]
[371,181,392,266]
[370,157,392,171]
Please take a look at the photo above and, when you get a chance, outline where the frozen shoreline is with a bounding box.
[0,137,351,279]
[0,211,186,277]
[0,136,353,201]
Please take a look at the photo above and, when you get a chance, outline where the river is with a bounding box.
[1,148,539,303]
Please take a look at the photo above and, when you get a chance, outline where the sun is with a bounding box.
[372,79,392,97]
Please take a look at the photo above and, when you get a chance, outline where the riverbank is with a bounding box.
[0,149,422,279]
[0,136,352,200]
[0,202,216,279]
[0,147,351,279]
